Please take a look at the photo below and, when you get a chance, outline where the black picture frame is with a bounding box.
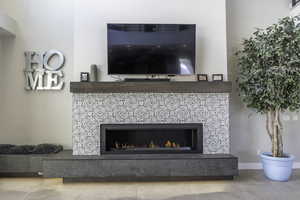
[197,74,208,81]
[212,74,224,82]
[80,72,90,82]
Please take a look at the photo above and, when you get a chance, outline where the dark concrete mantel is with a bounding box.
[70,81,232,93]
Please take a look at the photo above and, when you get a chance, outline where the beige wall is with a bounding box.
[0,0,73,148]
[0,0,228,148]
[226,0,299,162]
[74,0,228,81]
[1,0,298,163]
[0,39,3,125]
[0,38,2,75]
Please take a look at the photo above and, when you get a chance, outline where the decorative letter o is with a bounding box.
[43,50,65,71]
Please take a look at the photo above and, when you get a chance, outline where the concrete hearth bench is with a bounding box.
[0,144,63,176]
[43,150,238,182]
[0,150,238,181]
[0,154,53,177]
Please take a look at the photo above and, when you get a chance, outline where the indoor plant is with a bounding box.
[236,16,300,181]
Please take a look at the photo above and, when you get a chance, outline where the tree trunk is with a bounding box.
[276,109,284,157]
[267,109,283,157]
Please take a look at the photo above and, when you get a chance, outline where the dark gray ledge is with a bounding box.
[70,81,232,93]
[43,151,238,180]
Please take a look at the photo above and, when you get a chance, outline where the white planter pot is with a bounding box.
[260,152,295,182]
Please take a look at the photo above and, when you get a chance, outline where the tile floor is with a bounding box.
[0,170,299,200]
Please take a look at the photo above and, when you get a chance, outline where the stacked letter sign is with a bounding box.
[24,50,65,90]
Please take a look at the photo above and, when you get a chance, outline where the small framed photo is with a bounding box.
[197,74,208,81]
[80,72,90,82]
[212,74,224,82]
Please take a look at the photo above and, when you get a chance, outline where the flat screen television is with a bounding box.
[107,24,196,75]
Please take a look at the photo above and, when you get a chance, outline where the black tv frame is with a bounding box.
[107,23,196,75]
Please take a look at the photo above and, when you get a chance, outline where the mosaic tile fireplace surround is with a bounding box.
[72,93,230,155]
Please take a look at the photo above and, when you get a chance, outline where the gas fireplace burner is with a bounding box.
[100,123,203,154]
[112,140,192,151]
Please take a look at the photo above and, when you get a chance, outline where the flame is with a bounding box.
[114,140,181,149]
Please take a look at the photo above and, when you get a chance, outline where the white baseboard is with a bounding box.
[293,162,300,169]
[239,162,300,170]
[239,163,262,170]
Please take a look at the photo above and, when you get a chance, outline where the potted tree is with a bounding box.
[236,17,300,181]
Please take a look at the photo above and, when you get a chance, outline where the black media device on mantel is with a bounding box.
[107,24,196,76]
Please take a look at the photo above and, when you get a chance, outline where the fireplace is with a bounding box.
[100,124,203,154]
[72,93,230,155]
[66,83,238,181]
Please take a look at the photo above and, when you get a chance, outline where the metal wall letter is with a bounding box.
[43,50,65,71]
[45,71,64,90]
[24,50,65,91]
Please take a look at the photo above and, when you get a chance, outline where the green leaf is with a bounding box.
[236,16,300,113]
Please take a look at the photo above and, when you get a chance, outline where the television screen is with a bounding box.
[107,24,196,75]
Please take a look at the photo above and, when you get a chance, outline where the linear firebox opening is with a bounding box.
[100,124,203,154]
